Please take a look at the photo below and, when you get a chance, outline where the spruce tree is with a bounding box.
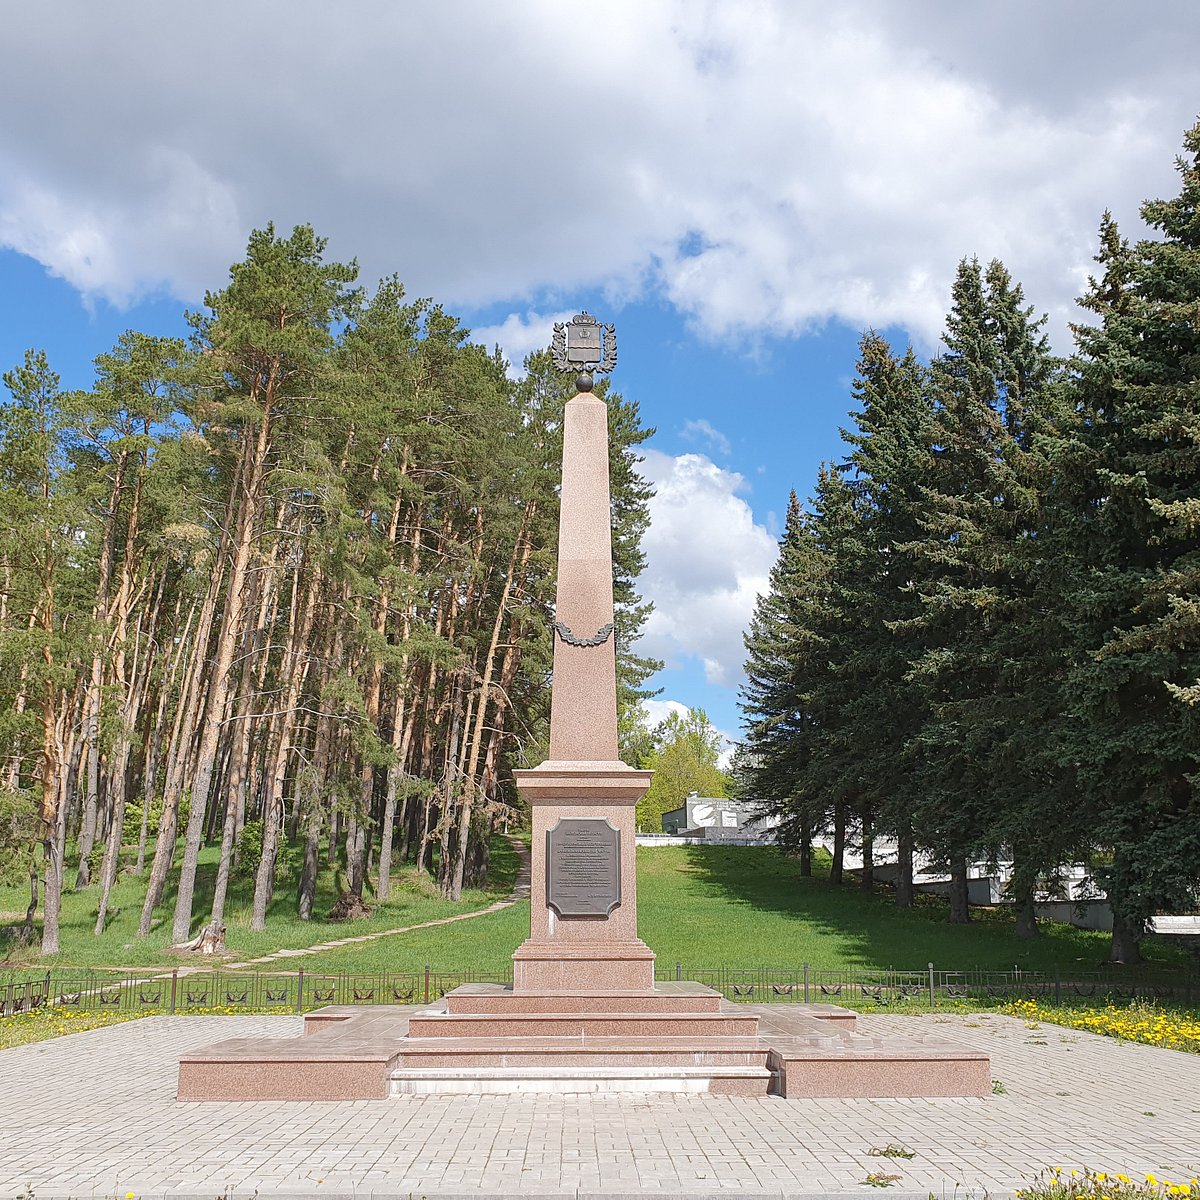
[1054,122,1200,961]
[740,492,819,868]
[905,257,1068,926]
[838,333,934,904]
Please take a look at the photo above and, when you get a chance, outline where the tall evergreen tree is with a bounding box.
[741,491,817,867]
[905,257,1067,924]
[1053,122,1200,961]
[838,333,934,903]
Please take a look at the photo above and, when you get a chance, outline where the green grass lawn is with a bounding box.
[635,845,1191,975]
[301,844,1194,976]
[0,834,522,974]
[2,841,1193,979]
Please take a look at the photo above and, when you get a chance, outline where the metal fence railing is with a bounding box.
[0,967,512,1018]
[661,962,1199,1007]
[1,962,1195,1019]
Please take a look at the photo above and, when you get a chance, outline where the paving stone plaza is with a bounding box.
[2,1009,1198,1199]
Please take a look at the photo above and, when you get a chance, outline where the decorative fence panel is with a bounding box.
[1,963,1195,1019]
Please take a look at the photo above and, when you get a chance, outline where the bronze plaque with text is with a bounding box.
[546,817,621,917]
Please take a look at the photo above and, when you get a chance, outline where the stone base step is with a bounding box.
[408,1009,759,1038]
[445,982,724,1014]
[389,1064,775,1096]
[768,1035,992,1098]
[392,1035,770,1070]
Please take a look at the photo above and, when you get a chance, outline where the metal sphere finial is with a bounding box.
[576,372,594,392]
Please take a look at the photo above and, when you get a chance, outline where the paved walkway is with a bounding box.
[2,1010,1198,1198]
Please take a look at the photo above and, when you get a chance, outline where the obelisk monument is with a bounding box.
[176,310,989,1103]
[511,313,656,992]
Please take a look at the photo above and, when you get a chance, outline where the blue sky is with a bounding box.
[2,1,1199,745]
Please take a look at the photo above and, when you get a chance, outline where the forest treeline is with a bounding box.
[0,225,658,955]
[741,121,1200,965]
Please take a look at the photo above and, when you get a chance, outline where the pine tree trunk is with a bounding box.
[209,684,253,929]
[136,594,194,876]
[297,794,323,922]
[346,811,368,899]
[75,451,130,890]
[296,657,336,922]
[37,563,65,956]
[376,688,408,902]
[18,864,39,947]
[137,793,179,936]
[139,512,229,936]
[448,511,532,900]
[172,406,272,944]
[60,683,86,850]
[94,591,155,935]
[74,663,102,889]
[248,566,318,925]
[210,545,279,928]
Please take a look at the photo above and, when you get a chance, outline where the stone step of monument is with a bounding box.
[408,1009,760,1039]
[388,1063,775,1097]
[391,1035,771,1071]
[765,1035,992,1098]
[445,981,725,1014]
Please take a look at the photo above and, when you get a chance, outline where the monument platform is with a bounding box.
[177,988,989,1101]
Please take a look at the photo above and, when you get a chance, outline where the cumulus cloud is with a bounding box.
[1,2,1196,347]
[641,699,692,728]
[470,310,574,378]
[681,418,731,457]
[635,449,778,687]
[637,699,737,769]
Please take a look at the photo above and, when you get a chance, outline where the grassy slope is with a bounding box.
[0,835,522,972]
[634,845,1187,974]
[2,842,1191,977]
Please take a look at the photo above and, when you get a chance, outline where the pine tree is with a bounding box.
[0,351,88,954]
[167,224,359,942]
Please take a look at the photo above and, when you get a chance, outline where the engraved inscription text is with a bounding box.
[546,817,621,918]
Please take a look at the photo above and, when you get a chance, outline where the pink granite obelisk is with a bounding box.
[510,315,655,993]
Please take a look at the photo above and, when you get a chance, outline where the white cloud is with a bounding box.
[635,449,778,688]
[637,698,737,770]
[681,418,731,457]
[641,699,692,728]
[0,3,1196,348]
[470,309,574,378]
